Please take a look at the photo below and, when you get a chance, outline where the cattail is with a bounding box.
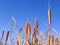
[33,20,38,36]
[35,19,38,27]
[28,22,31,35]
[33,27,38,38]
[2,30,4,38]
[48,9,51,24]
[48,1,52,24]
[35,19,38,30]
[6,31,9,42]
[25,22,28,35]
[25,22,31,36]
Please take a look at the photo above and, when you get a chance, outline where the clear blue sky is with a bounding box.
[0,0,60,44]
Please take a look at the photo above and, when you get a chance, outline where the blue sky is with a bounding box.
[0,0,60,44]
